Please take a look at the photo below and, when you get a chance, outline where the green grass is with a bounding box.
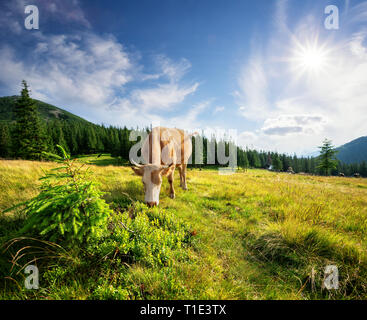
[1,157,367,300]
[73,154,128,166]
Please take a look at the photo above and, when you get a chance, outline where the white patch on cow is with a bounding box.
[142,165,162,205]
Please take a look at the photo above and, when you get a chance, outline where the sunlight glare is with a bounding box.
[290,40,332,77]
[300,47,326,70]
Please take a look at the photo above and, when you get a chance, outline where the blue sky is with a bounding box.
[1,0,367,155]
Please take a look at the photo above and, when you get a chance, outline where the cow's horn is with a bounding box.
[130,158,143,167]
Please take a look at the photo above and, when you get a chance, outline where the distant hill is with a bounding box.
[0,96,90,124]
[2,95,366,167]
[337,136,367,164]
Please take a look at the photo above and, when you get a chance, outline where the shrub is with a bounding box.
[5,145,113,245]
[91,284,130,300]
[87,202,192,268]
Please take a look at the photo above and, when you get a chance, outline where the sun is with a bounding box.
[298,46,327,71]
[289,39,332,77]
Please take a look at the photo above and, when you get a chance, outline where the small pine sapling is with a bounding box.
[5,145,113,245]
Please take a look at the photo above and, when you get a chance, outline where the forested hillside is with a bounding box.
[0,96,88,124]
[0,95,135,159]
[0,95,366,177]
[337,136,367,164]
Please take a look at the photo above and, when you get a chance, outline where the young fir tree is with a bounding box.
[317,139,338,176]
[13,81,48,160]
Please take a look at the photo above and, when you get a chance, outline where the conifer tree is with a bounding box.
[272,154,283,171]
[13,80,48,160]
[317,139,338,176]
[0,123,12,158]
[251,151,261,168]
[359,161,367,177]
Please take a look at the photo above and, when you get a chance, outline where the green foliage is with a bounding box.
[272,154,283,171]
[2,92,367,175]
[12,81,48,160]
[87,202,192,268]
[0,95,88,123]
[5,145,113,244]
[0,123,12,158]
[337,136,367,164]
[91,284,131,300]
[247,225,367,298]
[1,200,193,299]
[1,162,367,300]
[317,139,338,176]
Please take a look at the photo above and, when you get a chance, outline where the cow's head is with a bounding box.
[130,161,175,207]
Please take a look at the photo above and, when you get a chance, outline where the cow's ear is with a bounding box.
[160,163,175,176]
[131,166,144,176]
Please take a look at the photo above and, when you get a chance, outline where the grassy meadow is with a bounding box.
[1,155,367,300]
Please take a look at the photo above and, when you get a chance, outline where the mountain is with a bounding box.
[0,96,90,124]
[2,95,366,166]
[307,150,320,158]
[337,136,367,164]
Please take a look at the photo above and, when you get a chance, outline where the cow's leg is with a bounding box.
[181,164,188,190]
[177,165,184,188]
[168,168,175,199]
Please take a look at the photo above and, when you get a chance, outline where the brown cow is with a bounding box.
[130,127,195,207]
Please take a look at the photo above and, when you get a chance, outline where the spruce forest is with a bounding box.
[0,81,366,177]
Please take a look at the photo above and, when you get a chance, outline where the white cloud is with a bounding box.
[101,99,210,131]
[41,0,91,28]
[348,1,367,24]
[0,0,204,131]
[0,27,201,126]
[131,82,199,111]
[160,100,210,130]
[273,0,289,33]
[261,114,327,136]
[155,55,192,82]
[119,55,200,112]
[235,1,367,155]
[236,56,269,120]
[0,33,133,109]
[349,30,367,59]
[0,2,23,35]
[0,0,91,33]
[213,106,225,114]
[238,131,259,150]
